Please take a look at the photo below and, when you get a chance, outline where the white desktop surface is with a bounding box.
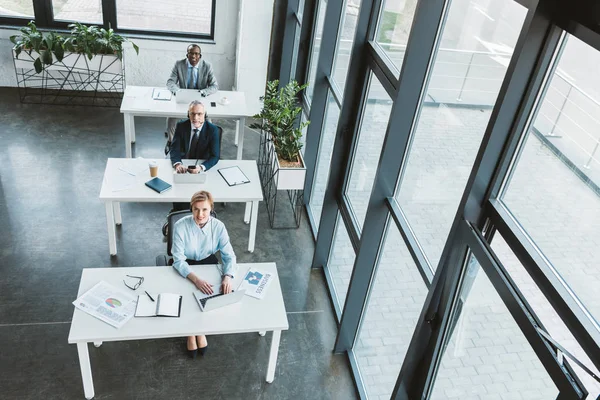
[100,158,263,255]
[120,86,250,159]
[68,263,288,398]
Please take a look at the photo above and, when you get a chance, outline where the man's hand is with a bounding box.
[221,275,232,294]
[175,164,187,174]
[188,166,201,174]
[194,277,214,295]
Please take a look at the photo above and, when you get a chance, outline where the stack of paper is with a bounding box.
[72,281,137,329]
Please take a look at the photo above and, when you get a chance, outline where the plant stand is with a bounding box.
[258,130,305,229]
[13,51,124,107]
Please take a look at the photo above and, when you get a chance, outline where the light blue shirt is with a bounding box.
[186,59,198,89]
[172,215,237,279]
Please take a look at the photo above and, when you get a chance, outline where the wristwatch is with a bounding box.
[223,274,233,279]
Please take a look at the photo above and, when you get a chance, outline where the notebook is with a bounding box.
[135,292,182,317]
[145,177,172,193]
[193,289,246,312]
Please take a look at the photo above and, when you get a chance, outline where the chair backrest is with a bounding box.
[216,125,223,155]
[167,210,192,256]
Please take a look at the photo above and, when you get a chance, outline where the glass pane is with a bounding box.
[291,23,301,81]
[346,74,392,230]
[374,0,418,71]
[116,0,212,34]
[0,0,33,17]
[491,234,600,397]
[52,0,102,24]
[309,92,340,230]
[327,213,356,310]
[430,254,559,400]
[395,0,526,269]
[306,0,327,102]
[332,0,361,93]
[355,222,428,399]
[500,34,600,325]
[300,109,308,156]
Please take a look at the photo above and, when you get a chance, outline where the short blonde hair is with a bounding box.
[190,190,214,211]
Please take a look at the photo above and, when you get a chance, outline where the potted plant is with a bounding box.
[251,80,310,190]
[10,20,139,74]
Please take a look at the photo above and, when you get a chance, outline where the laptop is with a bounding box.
[193,289,246,312]
[173,171,207,184]
[175,89,204,104]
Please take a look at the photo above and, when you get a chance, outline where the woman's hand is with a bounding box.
[221,276,232,294]
[194,277,214,294]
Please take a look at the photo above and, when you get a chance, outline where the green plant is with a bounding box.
[250,80,310,164]
[10,21,139,74]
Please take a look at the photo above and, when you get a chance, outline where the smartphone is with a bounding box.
[210,101,216,107]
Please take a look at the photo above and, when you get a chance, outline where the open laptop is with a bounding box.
[173,171,207,184]
[193,289,246,312]
[175,89,204,104]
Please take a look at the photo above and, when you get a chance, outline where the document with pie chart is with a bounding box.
[72,281,137,328]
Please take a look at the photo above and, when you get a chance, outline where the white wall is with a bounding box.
[0,0,251,93]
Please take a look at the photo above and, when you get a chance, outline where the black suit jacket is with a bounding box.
[170,119,220,170]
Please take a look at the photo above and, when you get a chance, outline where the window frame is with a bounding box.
[0,0,216,41]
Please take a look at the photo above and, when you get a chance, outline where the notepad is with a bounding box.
[135,293,182,317]
[145,177,172,193]
[218,166,250,186]
[152,88,172,101]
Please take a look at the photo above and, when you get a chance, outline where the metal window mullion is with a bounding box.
[487,199,600,372]
[463,221,586,399]
[102,0,116,30]
[294,0,317,84]
[386,197,434,287]
[304,0,346,234]
[367,41,399,98]
[327,75,343,106]
[309,0,357,269]
[278,0,301,86]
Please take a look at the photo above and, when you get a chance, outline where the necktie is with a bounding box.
[188,129,200,159]
[187,66,197,89]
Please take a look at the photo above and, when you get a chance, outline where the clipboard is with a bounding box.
[218,166,250,186]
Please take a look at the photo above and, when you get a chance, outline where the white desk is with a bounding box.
[120,86,249,159]
[68,263,289,399]
[100,158,263,255]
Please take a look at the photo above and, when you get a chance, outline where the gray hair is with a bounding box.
[188,100,204,110]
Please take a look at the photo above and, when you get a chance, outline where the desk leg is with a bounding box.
[112,202,122,225]
[248,200,258,253]
[77,342,95,399]
[266,330,281,383]
[236,117,245,160]
[234,120,239,146]
[124,113,135,158]
[105,202,117,256]
[244,202,251,224]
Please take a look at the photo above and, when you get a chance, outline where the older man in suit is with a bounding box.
[165,44,218,141]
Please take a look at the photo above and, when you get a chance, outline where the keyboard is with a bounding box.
[200,293,224,307]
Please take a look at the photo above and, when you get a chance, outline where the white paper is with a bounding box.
[135,294,157,317]
[110,172,136,192]
[118,159,148,176]
[219,166,250,186]
[72,281,137,329]
[238,269,273,299]
[156,293,181,316]
[152,88,173,101]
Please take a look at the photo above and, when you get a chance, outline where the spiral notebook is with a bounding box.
[135,293,182,317]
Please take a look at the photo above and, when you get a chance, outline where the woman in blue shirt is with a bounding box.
[172,190,237,358]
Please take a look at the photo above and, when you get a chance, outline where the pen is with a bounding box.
[145,291,155,302]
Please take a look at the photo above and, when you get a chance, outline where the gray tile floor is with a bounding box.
[0,88,358,400]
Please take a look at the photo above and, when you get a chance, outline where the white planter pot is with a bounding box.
[273,150,306,190]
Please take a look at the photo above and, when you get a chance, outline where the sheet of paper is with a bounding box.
[110,172,136,192]
[219,166,250,186]
[152,89,172,101]
[238,269,273,299]
[135,295,157,317]
[118,159,148,176]
[72,281,137,329]
[156,293,181,316]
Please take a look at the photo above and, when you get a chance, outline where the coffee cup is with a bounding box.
[220,96,229,105]
[149,161,158,177]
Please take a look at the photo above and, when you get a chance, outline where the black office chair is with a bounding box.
[157,209,218,266]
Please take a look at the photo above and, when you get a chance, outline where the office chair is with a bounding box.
[156,209,217,266]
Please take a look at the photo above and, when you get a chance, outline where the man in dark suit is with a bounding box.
[169,100,220,211]
[165,44,218,141]
[170,100,220,173]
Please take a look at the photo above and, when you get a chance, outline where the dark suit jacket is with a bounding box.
[170,119,220,171]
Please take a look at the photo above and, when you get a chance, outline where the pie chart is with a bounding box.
[105,298,122,308]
